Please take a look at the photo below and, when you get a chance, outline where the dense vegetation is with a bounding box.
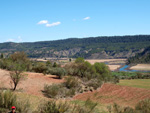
[0,35,150,58]
[112,71,150,79]
[127,46,150,64]
[0,53,118,98]
[43,58,119,98]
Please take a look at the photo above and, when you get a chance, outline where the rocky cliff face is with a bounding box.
[45,48,143,59]
[85,49,144,59]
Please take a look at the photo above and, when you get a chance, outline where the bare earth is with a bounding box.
[0,69,64,96]
[73,83,150,107]
[130,64,150,71]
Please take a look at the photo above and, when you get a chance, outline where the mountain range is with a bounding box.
[1,35,150,59]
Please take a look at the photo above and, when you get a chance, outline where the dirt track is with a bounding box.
[73,83,150,107]
[0,69,64,96]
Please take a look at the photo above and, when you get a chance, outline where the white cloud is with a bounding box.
[83,17,90,20]
[6,36,23,42]
[37,20,48,24]
[6,39,14,42]
[18,36,22,42]
[46,22,61,27]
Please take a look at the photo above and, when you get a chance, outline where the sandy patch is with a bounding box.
[108,65,121,71]
[86,59,126,64]
[130,64,150,71]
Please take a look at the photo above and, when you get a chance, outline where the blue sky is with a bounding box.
[0,0,150,43]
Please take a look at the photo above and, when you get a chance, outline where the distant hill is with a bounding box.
[0,35,150,59]
[127,46,150,64]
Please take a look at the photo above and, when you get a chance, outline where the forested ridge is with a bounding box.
[0,35,150,58]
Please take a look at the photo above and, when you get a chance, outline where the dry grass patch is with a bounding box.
[118,79,150,89]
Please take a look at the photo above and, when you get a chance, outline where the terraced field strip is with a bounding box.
[73,83,150,107]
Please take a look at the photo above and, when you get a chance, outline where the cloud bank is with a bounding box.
[37,20,48,24]
[46,22,61,27]
[37,20,61,27]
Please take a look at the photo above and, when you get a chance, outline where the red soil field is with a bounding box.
[0,69,64,96]
[73,83,150,107]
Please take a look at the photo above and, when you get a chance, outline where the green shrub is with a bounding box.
[39,101,69,113]
[109,99,150,113]
[0,90,17,110]
[64,76,80,89]
[135,99,150,113]
[39,99,97,113]
[32,62,47,74]
[65,88,76,97]
[0,90,30,113]
[47,67,67,79]
[43,84,61,98]
[85,79,103,90]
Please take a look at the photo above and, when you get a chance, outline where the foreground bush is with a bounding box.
[39,99,97,113]
[43,84,61,98]
[135,99,150,113]
[43,77,80,98]
[0,90,30,113]
[108,99,150,113]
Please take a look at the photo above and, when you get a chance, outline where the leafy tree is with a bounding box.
[94,62,111,81]
[9,62,27,90]
[75,57,84,63]
[8,52,28,91]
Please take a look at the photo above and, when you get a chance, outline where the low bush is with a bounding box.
[32,62,47,74]
[39,99,97,113]
[43,77,81,98]
[108,99,150,113]
[0,90,30,113]
[135,99,150,113]
[43,84,61,98]
[39,101,70,113]
[85,79,103,90]
[0,90,17,111]
[64,76,80,89]
[46,67,67,79]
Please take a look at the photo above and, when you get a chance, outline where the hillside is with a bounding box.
[1,35,150,59]
[127,46,150,64]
